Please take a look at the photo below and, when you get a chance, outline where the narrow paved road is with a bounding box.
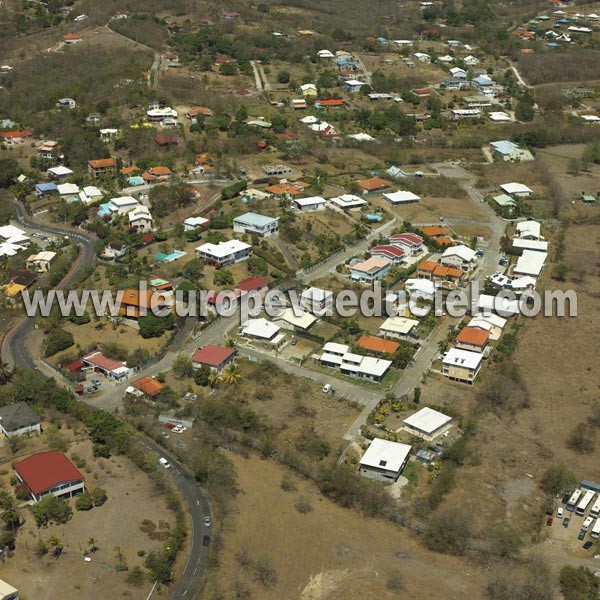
[249,60,263,91]
[138,437,212,600]
[298,218,396,282]
[2,200,97,370]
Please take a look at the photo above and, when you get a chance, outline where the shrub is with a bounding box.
[91,487,108,506]
[76,492,93,511]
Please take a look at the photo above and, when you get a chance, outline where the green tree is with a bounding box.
[30,495,72,527]
[559,565,599,600]
[222,362,241,385]
[213,269,234,286]
[138,313,174,339]
[91,487,107,506]
[76,492,93,511]
[173,354,194,378]
[44,329,75,357]
[426,506,472,554]
[277,70,291,84]
[540,464,576,495]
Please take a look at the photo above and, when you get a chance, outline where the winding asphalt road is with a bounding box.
[2,201,211,600]
[138,437,212,600]
[2,200,97,371]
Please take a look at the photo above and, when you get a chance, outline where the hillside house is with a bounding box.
[88,158,117,179]
[0,402,41,438]
[14,451,84,502]
[442,348,482,384]
[455,326,489,353]
[195,240,251,266]
[359,438,411,483]
[233,212,279,237]
[350,257,391,284]
[192,345,236,373]
[317,342,392,383]
[403,407,452,440]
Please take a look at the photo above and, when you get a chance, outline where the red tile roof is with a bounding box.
[131,376,164,397]
[82,351,127,372]
[419,226,449,238]
[192,345,235,367]
[457,327,489,347]
[357,176,392,192]
[356,335,400,354]
[237,276,268,292]
[417,260,437,273]
[88,158,116,169]
[14,451,83,495]
[317,98,345,107]
[369,244,405,259]
[63,359,83,372]
[389,232,423,246]
[2,130,32,138]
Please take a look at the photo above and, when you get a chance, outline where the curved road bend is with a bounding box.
[138,437,212,600]
[4,202,213,598]
[3,200,97,370]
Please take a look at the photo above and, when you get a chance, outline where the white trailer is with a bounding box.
[567,489,583,512]
[576,490,596,516]
[582,516,594,532]
[590,496,600,519]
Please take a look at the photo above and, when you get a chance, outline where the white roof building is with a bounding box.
[512,238,548,252]
[0,225,28,245]
[196,239,251,260]
[500,182,533,196]
[317,49,335,59]
[489,111,512,123]
[403,407,452,439]
[383,191,421,204]
[378,316,419,338]
[442,348,482,370]
[405,278,436,300]
[241,318,280,339]
[275,308,318,331]
[56,183,80,196]
[329,194,367,209]
[108,196,139,214]
[516,220,541,240]
[514,250,547,278]
[318,342,392,382]
[476,294,519,316]
[293,196,326,210]
[359,438,412,482]
[48,165,74,178]
[441,245,476,264]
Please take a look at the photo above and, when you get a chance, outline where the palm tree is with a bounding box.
[0,361,14,385]
[1,503,19,532]
[437,339,449,354]
[222,363,241,385]
[207,371,221,388]
[47,535,63,558]
[224,337,236,349]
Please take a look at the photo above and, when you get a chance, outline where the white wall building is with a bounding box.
[359,438,411,483]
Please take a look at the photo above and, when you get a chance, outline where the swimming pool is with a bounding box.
[128,176,145,186]
[155,250,187,263]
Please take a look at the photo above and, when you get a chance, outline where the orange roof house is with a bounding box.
[417,260,437,275]
[120,165,140,175]
[432,265,463,280]
[265,181,307,197]
[187,106,214,118]
[316,98,345,107]
[456,326,489,352]
[88,158,117,179]
[148,166,171,177]
[117,288,169,318]
[130,376,164,398]
[357,176,392,193]
[63,33,81,44]
[434,236,454,247]
[419,226,449,238]
[356,335,400,354]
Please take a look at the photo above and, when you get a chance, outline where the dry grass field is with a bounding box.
[201,452,487,600]
[0,435,174,600]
